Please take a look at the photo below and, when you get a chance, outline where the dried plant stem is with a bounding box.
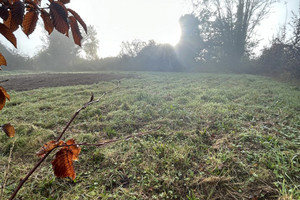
[0,79,9,84]
[1,138,16,199]
[61,126,161,148]
[9,82,120,200]
[55,81,120,142]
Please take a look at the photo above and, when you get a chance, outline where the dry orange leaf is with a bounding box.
[0,86,10,111]
[0,5,9,21]
[49,1,69,35]
[40,9,54,35]
[64,139,81,161]
[11,1,25,26]
[69,16,82,46]
[36,140,64,157]
[0,23,17,48]
[67,8,87,34]
[0,53,7,66]
[4,11,19,32]
[34,0,41,5]
[51,148,76,180]
[22,10,38,36]
[2,123,15,137]
[58,0,70,4]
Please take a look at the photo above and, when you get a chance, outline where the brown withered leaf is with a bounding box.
[69,16,82,46]
[67,8,87,34]
[64,139,81,161]
[34,0,41,5]
[36,140,64,157]
[51,148,76,180]
[2,123,15,137]
[11,0,25,25]
[8,0,20,4]
[0,23,17,47]
[58,0,70,4]
[0,86,10,110]
[4,11,19,32]
[22,10,38,36]
[24,0,39,10]
[26,0,41,6]
[0,5,9,21]
[40,9,54,35]
[49,1,69,35]
[0,53,7,66]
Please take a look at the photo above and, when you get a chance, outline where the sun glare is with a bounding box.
[152,20,182,46]
[8,0,186,58]
[63,0,186,57]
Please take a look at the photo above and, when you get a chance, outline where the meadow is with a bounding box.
[0,72,299,200]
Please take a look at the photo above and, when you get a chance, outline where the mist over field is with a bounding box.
[0,0,299,79]
[0,0,300,200]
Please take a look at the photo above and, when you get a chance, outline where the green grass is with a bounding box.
[0,72,299,200]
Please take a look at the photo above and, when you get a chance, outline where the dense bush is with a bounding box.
[257,10,300,79]
[258,40,300,78]
[0,43,33,70]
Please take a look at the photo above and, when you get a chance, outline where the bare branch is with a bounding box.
[9,82,120,200]
[55,81,120,141]
[59,126,162,149]
[0,79,9,84]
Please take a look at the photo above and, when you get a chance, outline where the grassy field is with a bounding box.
[0,72,299,200]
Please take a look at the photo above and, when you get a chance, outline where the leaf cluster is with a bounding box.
[0,0,87,66]
[0,85,15,137]
[0,0,86,137]
[35,139,81,180]
[0,1,88,198]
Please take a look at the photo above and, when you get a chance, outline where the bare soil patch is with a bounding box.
[0,72,133,91]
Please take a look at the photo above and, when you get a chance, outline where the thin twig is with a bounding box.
[8,150,52,200]
[9,82,120,200]
[56,81,120,142]
[60,126,161,148]
[0,79,9,84]
[0,138,16,199]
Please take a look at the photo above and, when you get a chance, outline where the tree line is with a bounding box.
[1,0,299,79]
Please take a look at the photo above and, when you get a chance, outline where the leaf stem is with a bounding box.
[0,79,9,84]
[9,82,119,200]
[59,126,161,148]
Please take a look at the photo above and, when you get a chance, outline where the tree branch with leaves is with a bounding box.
[188,0,277,68]
[0,0,87,68]
[0,0,87,131]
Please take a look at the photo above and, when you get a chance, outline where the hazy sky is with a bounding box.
[0,0,299,58]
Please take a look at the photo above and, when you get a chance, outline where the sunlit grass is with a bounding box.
[0,72,299,199]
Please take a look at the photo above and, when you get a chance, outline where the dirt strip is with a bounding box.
[0,73,134,91]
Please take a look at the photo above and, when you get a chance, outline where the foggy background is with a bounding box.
[0,0,299,79]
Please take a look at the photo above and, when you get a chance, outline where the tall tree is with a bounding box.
[176,14,203,71]
[190,0,277,68]
[34,30,80,71]
[81,25,99,60]
[0,43,31,70]
[258,6,300,78]
[119,39,147,58]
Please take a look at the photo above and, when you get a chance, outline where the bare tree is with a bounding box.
[81,25,100,60]
[189,0,277,66]
[176,14,203,70]
[34,30,80,71]
[119,39,147,57]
